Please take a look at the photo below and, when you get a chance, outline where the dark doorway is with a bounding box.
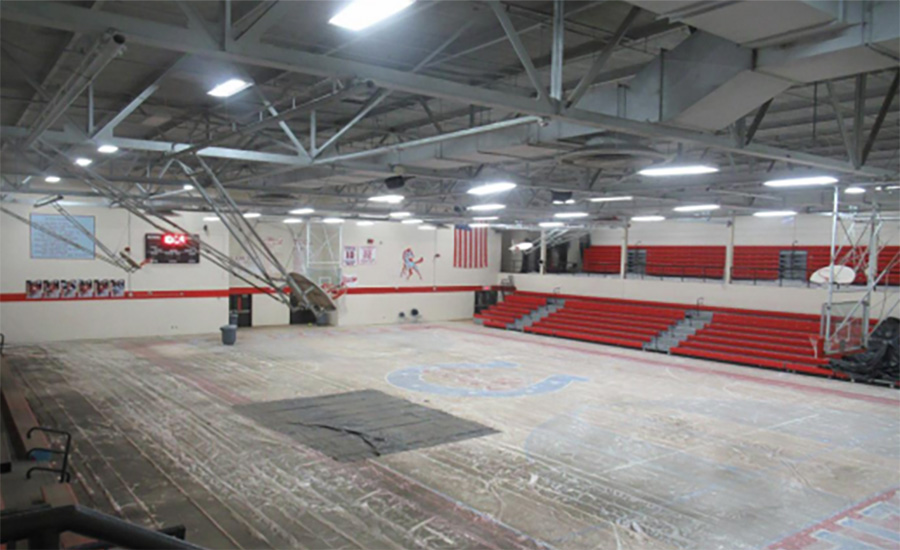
[475,290,498,314]
[229,294,252,327]
[289,293,318,325]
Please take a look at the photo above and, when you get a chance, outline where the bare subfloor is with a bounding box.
[6,322,899,549]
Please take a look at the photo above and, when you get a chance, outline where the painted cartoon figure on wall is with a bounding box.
[400,248,424,280]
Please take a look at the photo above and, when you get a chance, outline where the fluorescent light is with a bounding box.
[554,212,589,219]
[44,176,60,183]
[631,215,665,222]
[844,186,866,195]
[401,218,423,224]
[243,212,261,219]
[368,194,404,204]
[639,165,718,177]
[673,204,720,212]
[418,224,437,230]
[468,203,505,212]
[283,218,303,224]
[886,185,900,190]
[329,0,415,31]
[74,158,92,167]
[356,220,375,226]
[97,145,118,154]
[207,78,252,98]
[590,195,632,203]
[763,176,838,187]
[470,223,490,228]
[389,211,412,218]
[552,199,575,205]
[473,216,499,221]
[753,210,797,218]
[289,207,315,215]
[467,181,516,195]
[182,184,194,191]
[539,221,565,228]
[203,216,220,222]
[322,217,344,224]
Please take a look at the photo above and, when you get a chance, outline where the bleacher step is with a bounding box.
[645,311,710,353]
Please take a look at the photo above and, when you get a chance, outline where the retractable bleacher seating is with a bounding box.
[474,294,547,329]
[671,312,835,376]
[524,299,685,349]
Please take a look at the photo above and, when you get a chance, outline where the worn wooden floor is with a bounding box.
[5,322,900,549]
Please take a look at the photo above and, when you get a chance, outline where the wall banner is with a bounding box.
[360,245,376,265]
[343,245,358,266]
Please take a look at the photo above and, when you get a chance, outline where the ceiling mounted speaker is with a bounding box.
[550,190,573,203]
[385,176,406,190]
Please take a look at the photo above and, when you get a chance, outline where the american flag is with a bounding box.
[453,224,488,268]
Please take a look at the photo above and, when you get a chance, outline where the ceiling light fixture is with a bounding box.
[844,186,866,195]
[590,196,633,203]
[554,212,589,219]
[467,181,516,195]
[753,210,797,218]
[329,0,415,31]
[763,176,838,187]
[322,217,344,224]
[97,145,118,154]
[401,218,423,224]
[45,176,61,183]
[368,194,404,204]
[289,207,315,215]
[418,224,437,230]
[356,220,375,226]
[203,216,220,222]
[182,184,194,191]
[468,203,505,212]
[631,215,665,222]
[539,221,565,228]
[243,212,261,218]
[207,78,253,98]
[673,204,720,212]
[552,199,576,205]
[74,158,92,167]
[283,218,303,224]
[473,216,499,221]
[470,223,490,228]
[389,211,412,218]
[638,165,718,177]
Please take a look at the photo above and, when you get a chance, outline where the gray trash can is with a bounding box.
[220,324,237,345]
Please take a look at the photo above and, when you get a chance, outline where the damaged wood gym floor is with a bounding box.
[4,322,899,549]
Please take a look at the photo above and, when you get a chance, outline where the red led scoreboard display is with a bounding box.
[144,233,200,264]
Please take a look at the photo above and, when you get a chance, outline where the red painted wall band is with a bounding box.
[0,285,505,303]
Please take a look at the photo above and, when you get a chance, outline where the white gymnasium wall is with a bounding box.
[0,202,230,343]
[225,220,501,327]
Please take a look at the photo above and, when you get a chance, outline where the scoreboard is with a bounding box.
[145,233,200,264]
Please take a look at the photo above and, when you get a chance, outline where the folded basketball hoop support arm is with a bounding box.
[28,144,291,303]
[177,157,309,310]
[822,187,899,354]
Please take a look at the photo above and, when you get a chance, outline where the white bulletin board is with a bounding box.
[30,214,96,259]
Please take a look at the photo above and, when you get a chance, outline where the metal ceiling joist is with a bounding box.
[1,1,895,178]
[862,71,900,167]
[487,0,550,103]
[22,30,126,149]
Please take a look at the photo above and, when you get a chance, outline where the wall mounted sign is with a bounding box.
[30,214,96,259]
[360,245,376,265]
[343,245,357,266]
[145,233,200,264]
[25,279,125,299]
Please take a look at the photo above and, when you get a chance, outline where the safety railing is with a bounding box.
[0,504,201,550]
[25,427,72,483]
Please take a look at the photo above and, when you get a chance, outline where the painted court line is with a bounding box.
[441,325,900,408]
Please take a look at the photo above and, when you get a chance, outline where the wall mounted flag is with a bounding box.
[454,224,488,269]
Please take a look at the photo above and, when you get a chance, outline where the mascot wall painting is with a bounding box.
[400,248,424,280]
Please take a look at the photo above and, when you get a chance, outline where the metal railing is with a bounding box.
[0,504,201,550]
[25,427,72,483]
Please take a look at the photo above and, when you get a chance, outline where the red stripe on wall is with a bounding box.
[1,285,506,302]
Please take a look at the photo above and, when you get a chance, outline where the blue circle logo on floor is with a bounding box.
[386,360,588,397]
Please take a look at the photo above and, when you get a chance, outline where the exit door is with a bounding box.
[229,294,252,327]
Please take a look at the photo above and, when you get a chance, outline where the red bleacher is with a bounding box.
[733,245,900,284]
[671,311,837,377]
[523,298,684,349]
[635,246,726,279]
[582,246,620,274]
[474,294,547,329]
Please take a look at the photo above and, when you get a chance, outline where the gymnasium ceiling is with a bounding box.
[1,0,899,227]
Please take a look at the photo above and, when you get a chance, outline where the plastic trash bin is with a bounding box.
[220,324,237,345]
